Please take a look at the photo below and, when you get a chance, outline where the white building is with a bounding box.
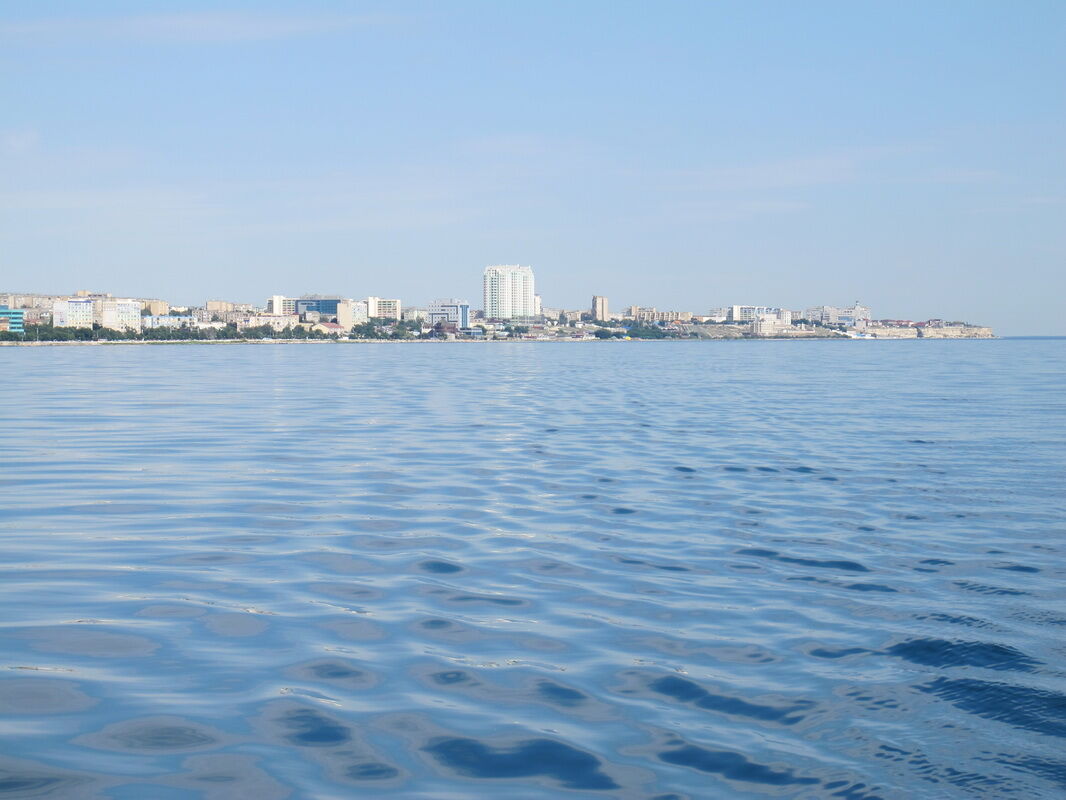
[483,265,535,319]
[428,299,470,328]
[751,310,793,337]
[266,295,297,315]
[367,297,401,320]
[335,300,368,329]
[52,298,95,328]
[143,315,196,329]
[727,305,781,323]
[100,299,142,332]
[803,304,871,328]
[236,314,299,332]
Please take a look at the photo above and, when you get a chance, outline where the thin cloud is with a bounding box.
[0,11,398,44]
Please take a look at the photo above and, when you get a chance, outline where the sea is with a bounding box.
[1,338,1063,799]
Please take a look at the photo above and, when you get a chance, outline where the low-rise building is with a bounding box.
[0,306,25,333]
[143,315,197,329]
[625,306,693,322]
[751,310,793,337]
[428,299,471,328]
[804,304,871,328]
[236,314,299,332]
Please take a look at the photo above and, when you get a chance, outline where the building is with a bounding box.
[751,310,793,337]
[141,299,170,316]
[295,295,348,318]
[0,306,25,333]
[266,295,297,315]
[428,299,470,328]
[311,322,347,336]
[624,306,693,323]
[52,298,95,328]
[591,296,609,321]
[726,305,781,323]
[367,297,401,320]
[236,314,299,332]
[337,300,368,327]
[483,265,535,319]
[143,315,196,329]
[205,300,234,313]
[803,304,871,328]
[100,299,142,332]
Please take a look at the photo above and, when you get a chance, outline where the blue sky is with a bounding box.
[2,1,1063,333]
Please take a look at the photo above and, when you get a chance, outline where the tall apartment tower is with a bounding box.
[483,265,535,319]
[592,296,609,321]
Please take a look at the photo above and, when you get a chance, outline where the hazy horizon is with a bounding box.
[3,1,1064,335]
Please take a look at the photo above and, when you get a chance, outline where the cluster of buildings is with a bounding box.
[1,265,991,340]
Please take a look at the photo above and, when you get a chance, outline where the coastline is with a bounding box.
[0,336,998,347]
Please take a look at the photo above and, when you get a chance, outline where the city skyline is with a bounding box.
[3,1,1064,336]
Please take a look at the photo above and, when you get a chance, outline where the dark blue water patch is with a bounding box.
[736,548,870,573]
[617,557,690,572]
[983,754,1066,790]
[644,675,814,725]
[885,638,1041,672]
[418,559,463,574]
[536,680,587,707]
[657,742,819,786]
[674,466,696,473]
[953,581,1029,596]
[788,466,817,473]
[277,708,352,747]
[612,507,637,514]
[431,670,476,686]
[287,658,377,688]
[809,646,870,659]
[422,737,618,790]
[723,466,748,472]
[845,583,897,592]
[822,781,886,799]
[921,559,954,566]
[439,592,525,607]
[345,761,400,781]
[918,678,1066,737]
[995,564,1040,573]
[756,467,779,473]
[914,611,996,628]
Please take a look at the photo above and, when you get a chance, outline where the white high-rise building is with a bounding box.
[100,299,143,332]
[52,298,95,328]
[267,295,296,315]
[483,265,535,320]
[366,297,401,320]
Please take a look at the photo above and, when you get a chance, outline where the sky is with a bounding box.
[2,1,1064,334]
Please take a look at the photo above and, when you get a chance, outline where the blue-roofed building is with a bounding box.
[295,296,345,317]
[0,306,25,334]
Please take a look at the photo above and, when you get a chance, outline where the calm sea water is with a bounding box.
[1,339,1064,799]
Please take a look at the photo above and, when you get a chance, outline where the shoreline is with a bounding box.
[0,336,998,347]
